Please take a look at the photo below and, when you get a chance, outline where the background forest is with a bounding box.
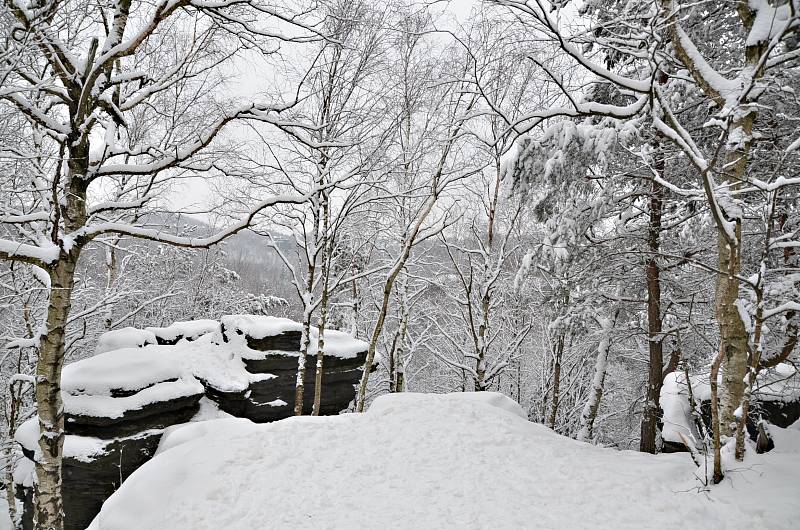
[0,0,799,527]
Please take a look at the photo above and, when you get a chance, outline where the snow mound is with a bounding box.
[146,320,220,343]
[62,346,187,395]
[220,315,302,339]
[88,392,799,530]
[308,327,369,359]
[95,327,157,354]
[660,370,707,445]
[64,378,204,419]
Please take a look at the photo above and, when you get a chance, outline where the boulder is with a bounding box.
[14,315,371,530]
[659,366,800,453]
[146,320,220,345]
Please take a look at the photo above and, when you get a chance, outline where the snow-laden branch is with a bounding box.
[0,239,59,267]
[762,302,800,321]
[509,95,649,136]
[91,101,296,178]
[491,0,652,94]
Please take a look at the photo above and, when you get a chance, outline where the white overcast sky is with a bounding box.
[171,0,479,222]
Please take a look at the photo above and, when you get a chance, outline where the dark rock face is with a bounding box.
[15,316,368,530]
[208,337,367,420]
[246,331,304,352]
[14,483,33,530]
[65,393,203,438]
[759,400,800,429]
[62,431,164,530]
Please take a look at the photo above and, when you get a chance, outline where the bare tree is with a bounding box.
[0,1,325,525]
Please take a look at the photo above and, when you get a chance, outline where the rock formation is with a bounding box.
[14,316,369,530]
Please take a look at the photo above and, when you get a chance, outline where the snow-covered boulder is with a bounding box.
[95,327,157,354]
[14,399,231,530]
[220,314,303,351]
[13,315,370,530]
[87,392,800,530]
[145,319,220,345]
[216,315,369,419]
[61,346,205,436]
[660,365,800,453]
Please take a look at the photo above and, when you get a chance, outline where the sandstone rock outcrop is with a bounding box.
[14,315,369,530]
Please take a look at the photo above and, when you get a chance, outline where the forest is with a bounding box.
[0,0,799,528]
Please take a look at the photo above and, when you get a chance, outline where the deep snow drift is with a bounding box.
[88,393,800,530]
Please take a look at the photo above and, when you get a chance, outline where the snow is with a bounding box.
[62,348,200,419]
[660,364,800,446]
[82,319,366,405]
[0,497,11,530]
[62,346,187,395]
[64,378,204,419]
[95,327,157,354]
[174,333,261,393]
[63,331,278,404]
[88,392,800,530]
[746,0,792,47]
[220,315,303,340]
[236,325,368,360]
[0,237,60,265]
[55,315,364,422]
[307,328,369,359]
[14,418,148,463]
[660,371,703,445]
[190,397,235,422]
[714,420,800,525]
[11,457,33,488]
[145,320,219,342]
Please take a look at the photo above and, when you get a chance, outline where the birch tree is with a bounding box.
[0,1,323,525]
[355,14,484,411]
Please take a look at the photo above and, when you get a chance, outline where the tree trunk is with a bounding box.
[716,219,747,437]
[393,307,409,393]
[311,313,326,416]
[356,280,394,412]
[295,311,313,416]
[548,334,564,431]
[312,195,331,416]
[709,347,725,484]
[640,177,664,453]
[577,315,615,443]
[34,257,78,530]
[395,364,405,393]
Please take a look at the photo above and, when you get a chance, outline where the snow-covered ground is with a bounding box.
[0,498,10,530]
[87,392,799,529]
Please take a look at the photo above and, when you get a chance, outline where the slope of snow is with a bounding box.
[88,393,800,530]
